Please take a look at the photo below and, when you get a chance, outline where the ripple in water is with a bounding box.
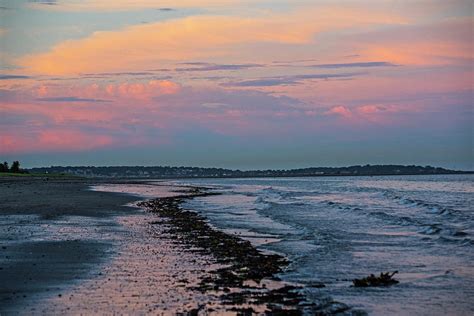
[177,175,474,315]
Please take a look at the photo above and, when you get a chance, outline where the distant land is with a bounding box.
[28,165,472,179]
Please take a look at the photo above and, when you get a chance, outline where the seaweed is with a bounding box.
[137,187,359,315]
[352,271,399,287]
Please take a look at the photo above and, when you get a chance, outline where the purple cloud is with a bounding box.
[309,62,397,68]
[224,73,362,87]
[36,96,111,103]
[0,75,31,80]
[175,63,263,72]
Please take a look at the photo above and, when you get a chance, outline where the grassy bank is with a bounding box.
[0,172,78,178]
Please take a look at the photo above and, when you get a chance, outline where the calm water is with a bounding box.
[175,175,474,315]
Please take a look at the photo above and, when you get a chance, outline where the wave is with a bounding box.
[437,236,473,246]
[419,224,442,235]
[369,211,417,226]
[419,226,471,249]
[382,191,457,217]
[318,198,472,246]
[236,185,473,248]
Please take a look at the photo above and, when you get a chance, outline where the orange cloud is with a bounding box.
[19,16,310,75]
[363,42,472,66]
[18,7,406,75]
[359,18,473,66]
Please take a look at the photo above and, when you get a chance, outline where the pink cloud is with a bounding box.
[1,82,301,153]
[357,104,388,115]
[34,80,180,101]
[2,72,469,156]
[0,130,114,154]
[105,80,180,99]
[325,105,352,118]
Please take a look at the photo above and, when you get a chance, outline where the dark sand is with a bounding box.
[0,177,221,314]
[0,177,358,314]
[0,177,136,313]
[0,177,135,218]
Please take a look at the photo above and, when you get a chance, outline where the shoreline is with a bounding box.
[137,186,361,314]
[0,178,226,313]
[0,178,362,314]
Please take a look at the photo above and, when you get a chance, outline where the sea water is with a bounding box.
[175,175,474,315]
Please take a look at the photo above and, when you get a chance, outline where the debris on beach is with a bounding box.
[352,271,399,287]
[137,187,361,315]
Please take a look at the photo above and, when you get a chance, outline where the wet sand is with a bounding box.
[0,177,358,314]
[0,177,220,314]
[0,178,132,312]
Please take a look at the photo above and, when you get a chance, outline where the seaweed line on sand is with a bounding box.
[138,186,365,315]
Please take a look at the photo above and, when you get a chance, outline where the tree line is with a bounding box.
[0,161,27,173]
[28,164,466,178]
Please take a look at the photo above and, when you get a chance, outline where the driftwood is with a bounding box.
[353,271,399,287]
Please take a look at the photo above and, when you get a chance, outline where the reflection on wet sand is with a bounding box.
[31,211,223,314]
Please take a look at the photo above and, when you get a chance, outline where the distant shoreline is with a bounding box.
[87,172,474,181]
[2,171,473,181]
[24,164,474,180]
[135,171,471,178]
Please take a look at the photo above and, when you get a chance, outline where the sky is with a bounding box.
[0,0,472,170]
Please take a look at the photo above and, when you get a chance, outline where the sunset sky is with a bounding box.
[0,0,472,169]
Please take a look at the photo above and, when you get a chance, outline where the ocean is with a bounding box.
[173,174,474,315]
